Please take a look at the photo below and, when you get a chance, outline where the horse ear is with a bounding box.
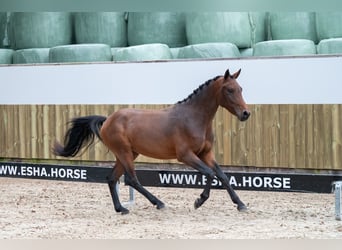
[224,69,231,80]
[232,69,241,79]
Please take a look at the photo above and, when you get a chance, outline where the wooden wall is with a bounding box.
[1,104,341,170]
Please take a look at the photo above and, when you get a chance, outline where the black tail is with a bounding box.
[53,115,107,157]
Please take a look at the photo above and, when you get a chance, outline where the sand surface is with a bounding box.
[1,178,342,239]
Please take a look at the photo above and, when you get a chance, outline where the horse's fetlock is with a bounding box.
[200,192,209,200]
[209,171,216,179]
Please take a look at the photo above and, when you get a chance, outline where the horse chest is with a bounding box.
[187,133,213,156]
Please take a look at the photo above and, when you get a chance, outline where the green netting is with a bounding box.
[177,43,240,59]
[74,12,127,47]
[127,12,187,48]
[316,12,342,41]
[13,48,50,64]
[0,12,10,48]
[10,12,72,50]
[317,38,342,54]
[113,43,172,62]
[49,44,112,63]
[253,39,316,57]
[0,48,13,64]
[269,12,317,43]
[185,12,262,48]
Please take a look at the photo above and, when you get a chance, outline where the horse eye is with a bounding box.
[227,88,234,94]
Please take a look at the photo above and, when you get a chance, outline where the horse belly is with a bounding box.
[130,133,177,160]
[115,108,178,159]
[128,122,177,160]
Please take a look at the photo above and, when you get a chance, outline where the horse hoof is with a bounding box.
[121,210,129,215]
[157,202,165,210]
[119,207,129,215]
[237,204,248,212]
[194,199,201,209]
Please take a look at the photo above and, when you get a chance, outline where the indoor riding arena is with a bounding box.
[1,11,342,239]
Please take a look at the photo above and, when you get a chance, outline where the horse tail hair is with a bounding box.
[53,115,107,157]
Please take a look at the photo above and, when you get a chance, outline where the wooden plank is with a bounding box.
[279,105,289,167]
[0,106,8,156]
[30,105,38,159]
[260,105,277,167]
[222,107,233,164]
[332,105,342,169]
[322,105,333,169]
[214,107,225,163]
[253,105,264,167]
[313,105,324,169]
[230,106,250,166]
[13,106,20,158]
[305,105,315,169]
[295,105,306,169]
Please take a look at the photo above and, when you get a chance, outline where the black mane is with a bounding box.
[176,75,221,104]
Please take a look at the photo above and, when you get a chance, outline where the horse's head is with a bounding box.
[218,68,250,121]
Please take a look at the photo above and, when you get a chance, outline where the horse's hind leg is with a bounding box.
[125,170,165,210]
[117,152,165,210]
[107,162,129,214]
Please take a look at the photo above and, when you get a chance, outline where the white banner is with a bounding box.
[1,55,341,104]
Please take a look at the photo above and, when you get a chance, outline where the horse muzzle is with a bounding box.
[239,110,250,121]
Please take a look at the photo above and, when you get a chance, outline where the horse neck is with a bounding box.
[176,80,220,123]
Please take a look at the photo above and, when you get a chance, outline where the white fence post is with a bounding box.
[116,183,135,206]
[333,181,342,221]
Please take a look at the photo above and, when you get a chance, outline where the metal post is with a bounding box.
[333,181,342,221]
[128,186,135,204]
[116,183,135,206]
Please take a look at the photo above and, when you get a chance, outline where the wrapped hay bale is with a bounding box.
[170,47,181,59]
[13,48,50,64]
[316,12,342,41]
[74,12,127,47]
[0,48,13,64]
[317,38,342,54]
[253,39,316,57]
[0,12,11,48]
[240,48,253,57]
[177,43,240,59]
[113,43,172,62]
[110,47,123,57]
[10,12,72,49]
[128,12,187,48]
[186,12,263,48]
[249,12,267,45]
[269,12,317,43]
[49,44,112,63]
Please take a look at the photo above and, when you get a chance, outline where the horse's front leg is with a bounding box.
[178,150,216,209]
[194,174,213,209]
[214,163,247,212]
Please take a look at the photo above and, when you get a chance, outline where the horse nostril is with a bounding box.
[241,110,250,121]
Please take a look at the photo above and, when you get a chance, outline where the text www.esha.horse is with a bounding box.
[54,68,250,214]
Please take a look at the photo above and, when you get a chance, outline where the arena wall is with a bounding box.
[1,56,341,170]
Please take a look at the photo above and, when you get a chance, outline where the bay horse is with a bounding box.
[54,68,250,214]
